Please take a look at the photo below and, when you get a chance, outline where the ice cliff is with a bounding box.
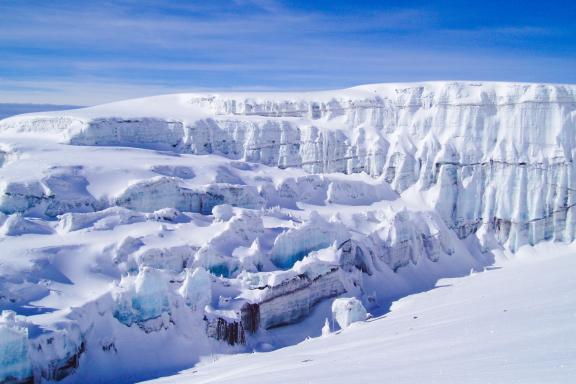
[0,81,575,382]
[2,82,575,250]
[0,311,32,383]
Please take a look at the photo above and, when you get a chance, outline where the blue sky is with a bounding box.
[0,0,575,105]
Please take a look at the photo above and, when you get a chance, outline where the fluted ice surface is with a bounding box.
[2,82,575,249]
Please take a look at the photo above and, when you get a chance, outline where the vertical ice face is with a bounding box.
[29,324,85,382]
[271,211,349,269]
[70,118,185,150]
[114,178,263,215]
[179,268,212,311]
[0,180,48,215]
[252,266,347,330]
[114,267,171,326]
[0,311,32,383]
[331,298,368,329]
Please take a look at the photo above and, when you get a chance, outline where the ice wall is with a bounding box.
[0,311,32,383]
[179,268,212,311]
[3,82,574,249]
[116,178,263,214]
[113,268,172,327]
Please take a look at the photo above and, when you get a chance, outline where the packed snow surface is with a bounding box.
[0,81,575,383]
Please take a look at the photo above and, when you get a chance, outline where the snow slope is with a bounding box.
[0,104,81,121]
[0,81,575,383]
[143,243,576,384]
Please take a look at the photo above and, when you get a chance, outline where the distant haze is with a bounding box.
[0,104,83,120]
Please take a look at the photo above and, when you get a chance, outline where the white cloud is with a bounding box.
[0,1,573,104]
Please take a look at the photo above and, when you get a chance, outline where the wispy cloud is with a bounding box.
[0,0,574,104]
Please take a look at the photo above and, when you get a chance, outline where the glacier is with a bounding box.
[0,81,575,382]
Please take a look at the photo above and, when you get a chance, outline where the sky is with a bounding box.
[0,0,575,105]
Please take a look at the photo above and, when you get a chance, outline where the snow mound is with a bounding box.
[331,297,368,329]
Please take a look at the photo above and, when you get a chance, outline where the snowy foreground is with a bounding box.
[0,81,575,383]
[143,244,576,384]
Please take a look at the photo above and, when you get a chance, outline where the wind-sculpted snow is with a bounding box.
[270,211,349,269]
[331,297,368,329]
[194,210,264,276]
[1,214,53,236]
[0,81,574,382]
